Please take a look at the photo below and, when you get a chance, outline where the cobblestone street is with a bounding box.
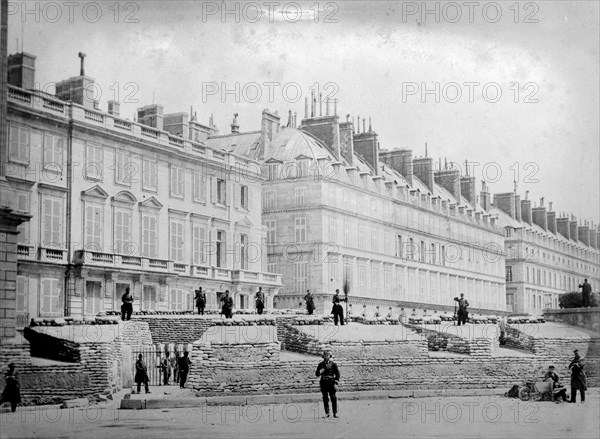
[2,392,599,439]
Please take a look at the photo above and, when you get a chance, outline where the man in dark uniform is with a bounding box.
[315,350,340,418]
[255,287,265,315]
[134,354,150,394]
[221,290,234,319]
[194,287,206,315]
[454,293,469,325]
[579,279,592,307]
[543,365,567,402]
[304,290,315,315]
[121,287,134,321]
[569,350,587,403]
[178,351,192,389]
[332,289,346,326]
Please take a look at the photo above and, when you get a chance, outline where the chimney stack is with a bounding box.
[7,52,36,90]
[435,168,462,202]
[137,104,165,130]
[300,114,341,160]
[460,176,477,206]
[589,227,598,249]
[480,181,491,211]
[521,198,532,225]
[380,149,413,185]
[108,100,120,117]
[547,210,557,234]
[557,216,570,239]
[578,226,590,246]
[258,109,280,160]
[569,218,579,242]
[339,119,354,164]
[532,205,548,231]
[354,126,380,174]
[413,157,435,193]
[494,193,518,219]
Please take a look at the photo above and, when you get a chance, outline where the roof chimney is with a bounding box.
[108,100,120,117]
[55,52,97,109]
[258,109,280,160]
[569,218,578,242]
[578,226,590,246]
[353,124,380,174]
[435,167,461,202]
[460,176,477,206]
[557,216,570,239]
[137,104,164,130]
[380,149,413,185]
[414,157,435,193]
[480,180,491,211]
[532,205,548,231]
[7,52,36,90]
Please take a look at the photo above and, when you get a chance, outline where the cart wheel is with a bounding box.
[519,387,531,401]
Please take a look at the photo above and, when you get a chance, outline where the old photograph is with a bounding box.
[0,1,598,438]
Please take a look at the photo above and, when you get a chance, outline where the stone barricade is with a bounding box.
[404,324,495,357]
[188,355,575,396]
[132,316,214,344]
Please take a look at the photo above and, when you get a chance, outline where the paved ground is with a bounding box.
[2,392,599,439]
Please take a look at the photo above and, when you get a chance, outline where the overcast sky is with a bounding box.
[7,0,599,224]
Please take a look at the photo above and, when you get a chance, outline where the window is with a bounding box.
[85,281,103,315]
[441,245,446,266]
[216,230,226,267]
[265,220,276,244]
[396,235,403,258]
[372,266,379,296]
[295,218,307,243]
[8,124,30,163]
[114,209,132,254]
[267,163,280,180]
[142,285,158,311]
[43,133,64,171]
[420,241,426,262]
[506,266,513,282]
[170,166,184,197]
[115,150,133,185]
[170,288,190,311]
[295,187,307,206]
[344,220,352,246]
[408,238,415,260]
[371,228,378,252]
[240,234,248,270]
[267,255,278,274]
[192,171,206,202]
[358,224,366,250]
[142,214,158,258]
[40,278,62,316]
[142,157,158,191]
[42,196,63,246]
[85,204,103,249]
[329,217,337,243]
[506,228,513,238]
[192,224,206,265]
[16,276,28,314]
[264,190,276,209]
[329,260,338,285]
[216,178,226,204]
[86,143,103,180]
[359,263,366,288]
[240,185,249,209]
[170,220,185,262]
[294,261,308,293]
[385,269,392,293]
[430,243,436,264]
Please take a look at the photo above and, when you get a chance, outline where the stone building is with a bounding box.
[491,192,600,314]
[5,52,281,327]
[230,100,507,315]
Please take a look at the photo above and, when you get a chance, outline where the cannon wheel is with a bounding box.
[519,387,531,401]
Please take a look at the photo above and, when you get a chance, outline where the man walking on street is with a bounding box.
[579,279,592,307]
[304,290,315,315]
[134,354,150,394]
[454,293,469,325]
[569,350,587,403]
[161,352,172,386]
[315,350,340,418]
[178,352,192,389]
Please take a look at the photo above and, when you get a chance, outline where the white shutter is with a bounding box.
[211,177,217,203]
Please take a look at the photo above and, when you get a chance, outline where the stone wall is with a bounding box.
[189,354,594,396]
[544,308,600,332]
[120,321,153,346]
[405,324,495,357]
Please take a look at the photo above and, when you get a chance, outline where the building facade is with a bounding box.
[6,52,281,327]
[492,192,600,315]
[230,103,507,316]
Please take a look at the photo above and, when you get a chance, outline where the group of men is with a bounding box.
[543,349,588,403]
[193,287,267,317]
[134,351,193,394]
